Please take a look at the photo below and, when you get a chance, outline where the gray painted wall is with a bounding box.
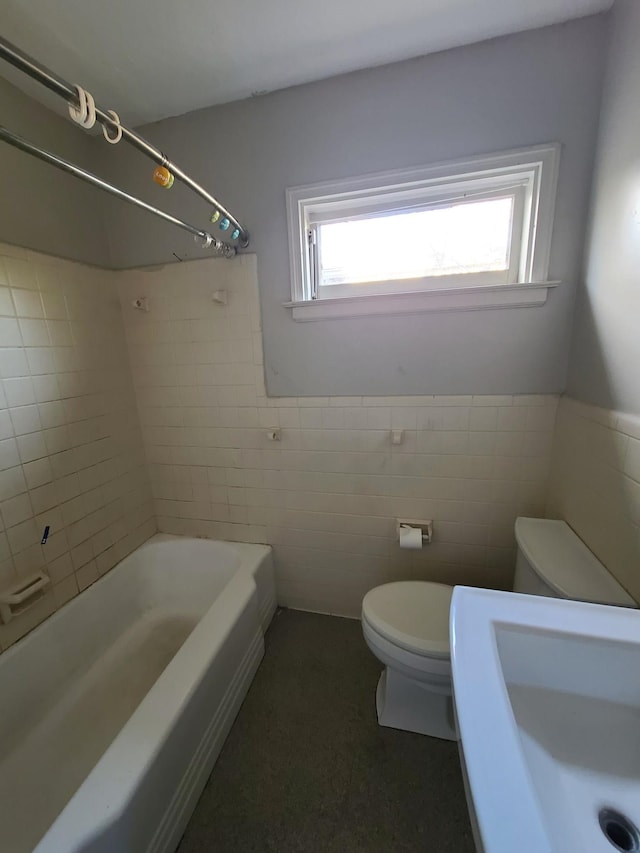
[1,19,608,397]
[97,17,609,397]
[566,0,640,414]
[0,77,109,267]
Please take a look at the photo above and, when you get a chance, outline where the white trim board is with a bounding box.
[284,282,560,321]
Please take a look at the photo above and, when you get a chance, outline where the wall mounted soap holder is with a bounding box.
[0,571,50,624]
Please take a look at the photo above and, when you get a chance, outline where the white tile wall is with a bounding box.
[7,245,635,633]
[119,255,558,617]
[12,246,624,641]
[547,397,640,600]
[0,244,154,649]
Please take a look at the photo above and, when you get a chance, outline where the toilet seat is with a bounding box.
[362,581,453,658]
[362,614,452,681]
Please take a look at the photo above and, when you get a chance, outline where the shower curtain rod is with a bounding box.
[0,35,249,248]
[0,124,236,254]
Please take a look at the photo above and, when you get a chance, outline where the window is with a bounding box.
[313,193,521,297]
[285,145,560,320]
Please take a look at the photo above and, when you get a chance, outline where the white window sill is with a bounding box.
[283,281,560,321]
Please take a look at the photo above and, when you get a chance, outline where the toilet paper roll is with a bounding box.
[399,525,423,550]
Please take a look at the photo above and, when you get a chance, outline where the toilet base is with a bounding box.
[375,668,458,741]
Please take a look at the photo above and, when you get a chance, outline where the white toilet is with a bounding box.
[361,517,636,740]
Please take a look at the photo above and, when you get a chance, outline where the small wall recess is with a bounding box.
[266,428,281,441]
[0,571,50,624]
[396,519,433,547]
[132,297,149,312]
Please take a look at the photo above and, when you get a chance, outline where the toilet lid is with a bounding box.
[362,581,453,658]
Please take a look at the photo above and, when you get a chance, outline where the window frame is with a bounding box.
[311,187,525,299]
[285,144,561,321]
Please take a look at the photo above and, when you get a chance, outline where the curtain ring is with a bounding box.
[194,233,214,249]
[68,85,96,129]
[68,84,88,125]
[84,90,96,128]
[102,110,123,144]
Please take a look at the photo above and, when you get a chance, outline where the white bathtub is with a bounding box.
[0,533,276,853]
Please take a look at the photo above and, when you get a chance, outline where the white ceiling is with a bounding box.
[0,0,613,127]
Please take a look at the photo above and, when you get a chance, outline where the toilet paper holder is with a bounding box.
[397,519,433,545]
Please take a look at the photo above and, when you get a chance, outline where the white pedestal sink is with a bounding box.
[450,587,640,853]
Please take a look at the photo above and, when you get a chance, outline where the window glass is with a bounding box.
[317,196,514,288]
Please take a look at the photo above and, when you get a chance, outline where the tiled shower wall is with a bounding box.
[547,397,640,600]
[119,256,558,616]
[0,243,154,649]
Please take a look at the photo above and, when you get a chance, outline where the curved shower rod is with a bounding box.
[0,124,238,256]
[0,35,249,248]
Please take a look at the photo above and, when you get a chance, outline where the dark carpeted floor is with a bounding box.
[178,609,475,852]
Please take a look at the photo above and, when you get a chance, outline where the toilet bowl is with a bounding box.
[362,517,636,740]
[362,581,457,739]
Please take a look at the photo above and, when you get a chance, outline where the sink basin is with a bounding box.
[450,586,640,853]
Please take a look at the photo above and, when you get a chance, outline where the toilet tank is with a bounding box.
[513,517,636,607]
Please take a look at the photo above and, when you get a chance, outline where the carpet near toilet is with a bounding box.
[178,609,475,853]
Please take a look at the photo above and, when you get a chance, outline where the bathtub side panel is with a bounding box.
[144,592,264,853]
[252,549,277,633]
